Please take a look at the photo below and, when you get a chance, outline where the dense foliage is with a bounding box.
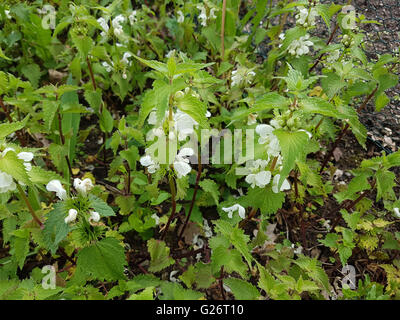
[0,0,399,300]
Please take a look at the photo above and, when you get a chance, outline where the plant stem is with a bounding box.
[17,184,43,228]
[57,112,73,177]
[161,174,177,240]
[219,266,226,300]
[86,56,97,91]
[178,158,202,242]
[239,207,257,228]
[220,0,227,61]
[309,24,339,73]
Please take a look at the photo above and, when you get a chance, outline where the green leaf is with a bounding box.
[176,94,208,128]
[84,90,103,113]
[89,195,116,217]
[99,107,113,133]
[199,179,220,205]
[214,220,253,268]
[319,233,339,248]
[223,278,260,300]
[133,54,168,75]
[0,115,29,139]
[241,187,285,215]
[28,166,64,185]
[147,239,175,273]
[0,150,31,186]
[274,129,310,188]
[299,97,338,118]
[71,33,93,58]
[21,64,41,88]
[43,202,69,254]
[248,92,290,114]
[375,169,395,201]
[76,238,126,281]
[12,229,30,269]
[42,100,59,132]
[375,92,390,111]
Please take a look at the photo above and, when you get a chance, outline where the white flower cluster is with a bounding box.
[112,14,126,37]
[46,178,99,224]
[177,10,184,24]
[231,67,256,87]
[222,204,245,219]
[295,6,319,28]
[196,4,217,27]
[64,208,100,224]
[46,177,94,200]
[394,208,400,218]
[256,123,281,157]
[288,34,313,57]
[0,148,34,193]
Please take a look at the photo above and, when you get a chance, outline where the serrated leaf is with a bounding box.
[76,238,126,281]
[0,115,29,139]
[223,278,260,300]
[176,94,208,128]
[241,187,285,215]
[274,129,310,188]
[0,150,31,186]
[147,239,174,273]
[199,179,220,205]
[43,202,69,254]
[89,195,116,217]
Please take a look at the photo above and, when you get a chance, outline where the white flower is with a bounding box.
[177,10,184,23]
[231,67,256,87]
[292,244,303,255]
[1,147,15,156]
[151,213,160,225]
[165,50,175,58]
[140,155,160,174]
[112,15,125,37]
[4,10,11,19]
[102,61,113,72]
[97,17,109,34]
[272,174,291,193]
[17,152,34,172]
[169,270,180,283]
[222,204,246,219]
[121,52,132,66]
[209,8,217,19]
[394,208,400,218]
[65,209,78,224]
[197,5,208,26]
[203,219,213,238]
[0,171,16,193]
[296,6,318,27]
[74,178,93,194]
[255,124,281,157]
[246,170,272,188]
[288,34,313,57]
[148,111,158,125]
[112,14,125,29]
[46,180,67,200]
[129,10,137,25]
[173,148,194,178]
[17,152,34,162]
[89,211,100,223]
